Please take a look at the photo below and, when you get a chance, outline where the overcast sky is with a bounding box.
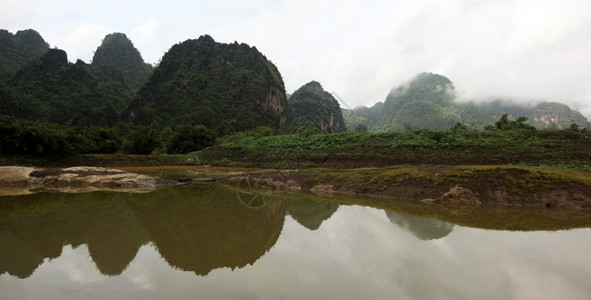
[2,0,591,117]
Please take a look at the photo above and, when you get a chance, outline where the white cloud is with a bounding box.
[0,0,35,29]
[130,18,164,63]
[59,23,113,62]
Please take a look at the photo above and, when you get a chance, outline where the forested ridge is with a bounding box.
[0,30,288,155]
[1,28,590,158]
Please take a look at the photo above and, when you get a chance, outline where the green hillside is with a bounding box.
[126,35,287,135]
[1,49,127,126]
[91,32,152,94]
[372,72,461,131]
[288,81,346,132]
[0,29,49,81]
[345,73,590,132]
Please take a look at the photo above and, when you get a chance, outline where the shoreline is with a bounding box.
[2,165,590,210]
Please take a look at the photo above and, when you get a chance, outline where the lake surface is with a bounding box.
[1,185,590,300]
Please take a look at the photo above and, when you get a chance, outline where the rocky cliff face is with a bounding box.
[531,102,591,129]
[288,81,346,132]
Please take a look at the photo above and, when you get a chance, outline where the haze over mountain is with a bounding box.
[344,73,591,132]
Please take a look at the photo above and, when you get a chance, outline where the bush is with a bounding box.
[0,116,75,155]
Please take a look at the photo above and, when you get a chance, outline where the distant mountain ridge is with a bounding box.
[344,72,591,131]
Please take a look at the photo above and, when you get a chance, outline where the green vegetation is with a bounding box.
[372,73,462,131]
[91,32,153,94]
[166,125,216,154]
[197,123,591,170]
[0,115,215,156]
[1,49,130,125]
[0,29,49,82]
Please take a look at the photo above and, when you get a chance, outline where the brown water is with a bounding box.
[1,185,590,300]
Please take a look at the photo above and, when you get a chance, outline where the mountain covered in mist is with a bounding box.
[344,72,591,131]
[288,81,346,132]
[126,35,288,135]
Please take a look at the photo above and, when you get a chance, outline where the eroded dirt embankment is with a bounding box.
[221,166,591,210]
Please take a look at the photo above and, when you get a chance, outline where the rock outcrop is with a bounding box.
[0,166,157,195]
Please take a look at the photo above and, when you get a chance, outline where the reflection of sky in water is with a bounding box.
[1,205,590,300]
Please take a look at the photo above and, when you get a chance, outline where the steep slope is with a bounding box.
[0,29,49,81]
[91,33,152,94]
[126,35,287,134]
[288,81,346,132]
[373,72,461,131]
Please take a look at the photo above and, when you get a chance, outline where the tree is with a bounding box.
[492,114,535,131]
[128,126,161,154]
[166,125,216,154]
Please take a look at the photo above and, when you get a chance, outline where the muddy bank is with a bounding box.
[2,165,591,210]
[222,166,591,210]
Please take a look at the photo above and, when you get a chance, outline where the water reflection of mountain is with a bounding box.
[385,210,454,240]
[0,185,286,278]
[286,197,339,230]
[131,186,286,276]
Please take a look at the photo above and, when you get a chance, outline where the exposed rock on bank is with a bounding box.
[226,176,302,192]
[0,166,158,195]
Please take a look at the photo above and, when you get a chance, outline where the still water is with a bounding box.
[1,185,590,300]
